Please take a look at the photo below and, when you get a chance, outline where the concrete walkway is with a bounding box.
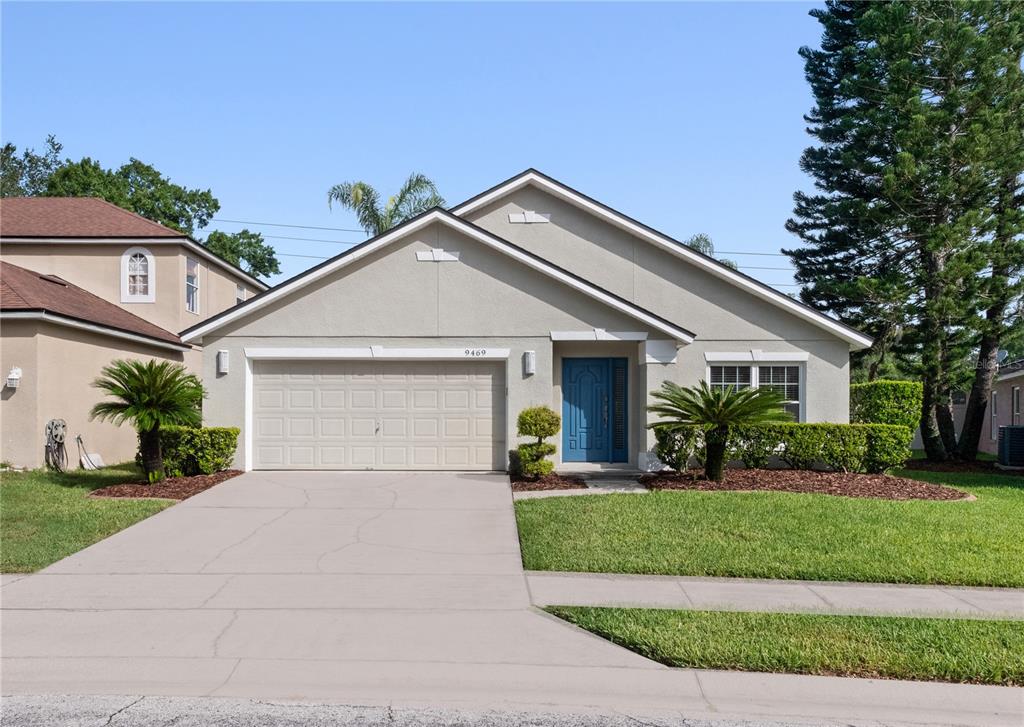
[527,571,1024,619]
[2,471,1021,726]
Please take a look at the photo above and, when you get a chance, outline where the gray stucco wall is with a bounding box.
[199,197,854,471]
[464,185,852,426]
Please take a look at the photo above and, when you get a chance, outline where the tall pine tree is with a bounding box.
[786,0,1024,461]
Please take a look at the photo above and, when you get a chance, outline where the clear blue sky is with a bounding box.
[2,1,822,287]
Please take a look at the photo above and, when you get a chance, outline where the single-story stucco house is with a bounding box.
[182,170,872,472]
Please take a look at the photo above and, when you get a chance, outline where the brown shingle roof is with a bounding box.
[0,261,185,347]
[0,197,185,238]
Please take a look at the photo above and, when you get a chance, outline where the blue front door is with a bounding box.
[562,358,628,462]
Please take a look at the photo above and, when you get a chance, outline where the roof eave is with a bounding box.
[1,309,191,352]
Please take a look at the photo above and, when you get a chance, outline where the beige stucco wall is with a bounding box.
[0,321,39,467]
[197,216,853,471]
[0,321,184,469]
[2,242,255,338]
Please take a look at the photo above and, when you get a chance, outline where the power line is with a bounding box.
[212,217,367,234]
[262,233,363,245]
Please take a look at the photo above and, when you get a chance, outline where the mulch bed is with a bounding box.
[510,473,589,492]
[639,468,971,501]
[900,458,1003,474]
[90,470,242,501]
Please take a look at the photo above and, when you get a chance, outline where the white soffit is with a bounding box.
[704,351,810,363]
[182,210,694,344]
[452,171,873,350]
[998,369,1024,382]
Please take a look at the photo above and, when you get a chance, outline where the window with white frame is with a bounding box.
[185,257,200,314]
[1013,386,1020,426]
[708,363,802,421]
[758,365,802,420]
[991,391,999,440]
[235,284,246,305]
[120,247,155,303]
[709,365,751,392]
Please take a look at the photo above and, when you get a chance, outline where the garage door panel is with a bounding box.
[252,360,504,470]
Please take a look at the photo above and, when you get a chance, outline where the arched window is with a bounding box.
[120,247,155,303]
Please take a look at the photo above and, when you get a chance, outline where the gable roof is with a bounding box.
[0,261,189,350]
[451,169,873,350]
[0,197,268,291]
[180,208,696,344]
[0,197,183,238]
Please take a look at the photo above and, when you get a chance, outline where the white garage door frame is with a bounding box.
[242,346,512,471]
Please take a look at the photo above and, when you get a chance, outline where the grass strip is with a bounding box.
[549,606,1024,685]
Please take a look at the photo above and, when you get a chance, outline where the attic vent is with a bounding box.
[39,274,68,287]
[508,211,550,224]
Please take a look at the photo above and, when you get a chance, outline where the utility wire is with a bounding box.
[213,217,797,257]
[212,217,367,234]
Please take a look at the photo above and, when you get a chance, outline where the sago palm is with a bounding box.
[327,172,445,237]
[90,360,204,482]
[647,380,792,481]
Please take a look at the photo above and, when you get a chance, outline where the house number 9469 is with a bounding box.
[464,349,488,357]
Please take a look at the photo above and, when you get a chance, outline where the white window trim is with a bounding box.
[1013,386,1021,426]
[185,257,200,315]
[991,391,999,441]
[120,246,155,303]
[705,361,806,422]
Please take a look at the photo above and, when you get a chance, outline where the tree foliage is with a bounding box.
[205,229,281,278]
[684,233,738,269]
[45,156,218,234]
[0,135,64,197]
[327,172,445,236]
[785,1,1024,461]
[0,135,280,280]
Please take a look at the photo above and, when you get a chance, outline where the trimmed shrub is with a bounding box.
[850,380,923,430]
[864,425,914,474]
[517,406,561,440]
[516,406,561,478]
[654,425,704,471]
[157,426,240,477]
[655,422,912,475]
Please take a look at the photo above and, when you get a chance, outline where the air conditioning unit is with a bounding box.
[997,425,1024,468]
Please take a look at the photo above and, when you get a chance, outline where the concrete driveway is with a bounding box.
[2,472,664,705]
[3,471,1020,725]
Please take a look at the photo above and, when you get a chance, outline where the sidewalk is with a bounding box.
[527,571,1024,619]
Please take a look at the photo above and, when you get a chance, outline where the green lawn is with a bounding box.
[516,468,1024,586]
[0,464,172,573]
[549,607,1024,685]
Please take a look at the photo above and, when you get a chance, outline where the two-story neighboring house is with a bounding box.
[0,197,268,469]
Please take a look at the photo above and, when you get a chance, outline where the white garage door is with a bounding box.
[252,360,505,470]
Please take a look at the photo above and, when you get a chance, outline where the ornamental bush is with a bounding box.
[656,422,911,475]
[850,380,923,430]
[654,425,704,471]
[156,426,240,477]
[516,406,561,478]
